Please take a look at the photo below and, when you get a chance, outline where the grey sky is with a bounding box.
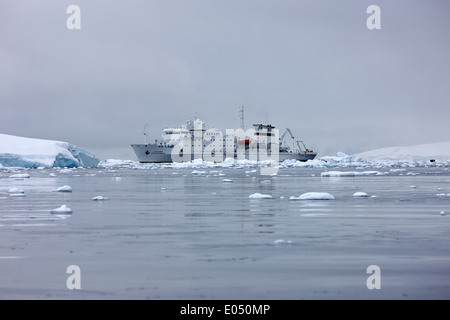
[1,0,449,160]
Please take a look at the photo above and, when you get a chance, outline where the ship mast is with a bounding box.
[143,123,148,144]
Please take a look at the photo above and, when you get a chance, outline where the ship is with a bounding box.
[131,109,317,163]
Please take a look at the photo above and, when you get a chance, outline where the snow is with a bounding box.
[0,133,100,168]
[50,205,72,214]
[249,193,273,199]
[289,192,335,200]
[355,141,450,162]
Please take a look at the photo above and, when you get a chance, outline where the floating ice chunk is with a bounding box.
[191,170,207,175]
[56,185,72,192]
[260,180,272,184]
[9,193,26,197]
[410,186,417,188]
[273,239,292,245]
[59,169,73,174]
[8,187,25,194]
[436,194,450,197]
[389,169,408,174]
[9,173,30,179]
[301,213,329,217]
[49,173,57,177]
[100,159,134,167]
[289,192,335,200]
[222,179,233,183]
[92,196,108,201]
[440,211,446,216]
[321,171,379,177]
[249,193,273,199]
[353,192,369,197]
[51,205,72,214]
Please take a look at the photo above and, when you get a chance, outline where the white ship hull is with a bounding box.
[131,144,317,163]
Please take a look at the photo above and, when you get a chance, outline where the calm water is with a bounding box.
[1,164,450,299]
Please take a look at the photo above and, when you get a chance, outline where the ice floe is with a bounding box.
[8,187,25,197]
[249,193,273,199]
[50,205,72,214]
[55,185,72,193]
[353,192,369,197]
[289,192,335,200]
[92,196,108,201]
[9,173,30,179]
[321,171,380,177]
[436,194,450,197]
[8,187,25,194]
[273,239,292,245]
[191,170,207,175]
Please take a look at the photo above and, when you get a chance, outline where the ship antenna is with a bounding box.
[239,105,245,129]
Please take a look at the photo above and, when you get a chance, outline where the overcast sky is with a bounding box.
[1,0,449,160]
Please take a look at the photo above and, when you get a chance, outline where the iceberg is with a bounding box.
[0,133,100,168]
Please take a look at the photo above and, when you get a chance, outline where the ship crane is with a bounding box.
[280,128,310,153]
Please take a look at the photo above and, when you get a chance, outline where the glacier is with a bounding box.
[0,133,100,168]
